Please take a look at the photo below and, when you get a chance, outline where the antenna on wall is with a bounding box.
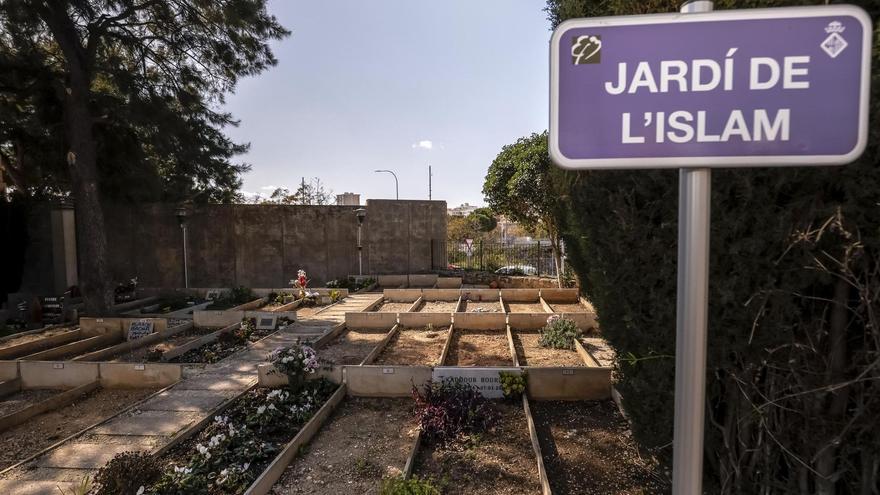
[428,165,432,200]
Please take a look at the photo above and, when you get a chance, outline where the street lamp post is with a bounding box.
[374,169,399,199]
[175,206,189,289]
[355,208,366,276]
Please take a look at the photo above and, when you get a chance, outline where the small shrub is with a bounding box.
[499,371,526,399]
[411,379,498,444]
[380,476,443,495]
[92,452,161,495]
[539,315,582,350]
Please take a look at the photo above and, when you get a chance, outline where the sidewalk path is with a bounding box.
[0,293,380,494]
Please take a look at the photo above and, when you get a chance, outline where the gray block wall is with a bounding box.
[99,199,447,288]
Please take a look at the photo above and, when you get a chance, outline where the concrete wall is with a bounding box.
[98,200,446,287]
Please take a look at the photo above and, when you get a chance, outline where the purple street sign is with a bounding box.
[549,6,872,169]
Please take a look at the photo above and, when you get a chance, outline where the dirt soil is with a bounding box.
[582,337,616,368]
[415,401,539,495]
[533,401,668,495]
[0,388,155,470]
[375,327,448,365]
[460,300,504,313]
[0,327,77,350]
[271,398,417,494]
[0,390,61,417]
[548,303,587,313]
[418,300,459,312]
[513,332,586,367]
[507,303,547,313]
[110,326,219,362]
[447,330,512,366]
[320,328,389,365]
[52,336,122,360]
[374,301,415,313]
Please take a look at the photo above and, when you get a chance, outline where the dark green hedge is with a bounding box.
[548,0,880,493]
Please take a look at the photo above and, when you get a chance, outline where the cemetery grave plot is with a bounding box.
[546,302,590,313]
[533,400,667,495]
[371,300,416,313]
[135,294,206,315]
[0,389,61,417]
[0,326,83,359]
[374,326,449,366]
[13,332,121,361]
[318,328,390,365]
[0,325,78,350]
[145,380,339,495]
[458,300,504,313]
[271,397,418,495]
[168,320,277,364]
[109,326,222,362]
[512,331,587,367]
[416,300,459,312]
[506,302,548,313]
[413,401,540,495]
[0,387,155,471]
[446,330,513,366]
[581,337,615,368]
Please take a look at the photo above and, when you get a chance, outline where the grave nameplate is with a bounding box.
[432,367,521,399]
[128,320,155,341]
[255,315,277,330]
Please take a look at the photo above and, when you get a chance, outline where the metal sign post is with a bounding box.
[548,3,871,494]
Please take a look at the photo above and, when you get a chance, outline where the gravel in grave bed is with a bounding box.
[581,337,616,368]
[417,300,459,312]
[547,303,588,313]
[506,302,548,313]
[169,327,276,364]
[0,388,155,471]
[0,326,77,350]
[374,327,448,366]
[533,400,668,495]
[149,380,338,495]
[319,328,389,365]
[447,330,513,367]
[512,332,586,367]
[110,326,223,362]
[459,300,504,313]
[372,301,415,313]
[271,397,418,495]
[0,389,62,417]
[414,401,539,495]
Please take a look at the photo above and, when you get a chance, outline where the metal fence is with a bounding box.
[446,240,558,276]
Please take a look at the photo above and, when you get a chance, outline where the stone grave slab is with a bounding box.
[140,389,234,412]
[37,442,149,469]
[92,410,200,436]
[175,373,255,391]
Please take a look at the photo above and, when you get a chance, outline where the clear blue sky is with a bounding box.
[223,0,550,207]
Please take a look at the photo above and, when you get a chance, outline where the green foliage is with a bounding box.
[380,476,443,495]
[499,371,526,398]
[545,1,880,493]
[206,287,255,310]
[483,131,566,284]
[0,0,288,202]
[55,475,92,495]
[92,452,161,495]
[539,316,581,350]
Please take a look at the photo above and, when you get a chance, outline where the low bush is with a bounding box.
[267,342,319,382]
[92,451,161,495]
[499,371,526,399]
[411,379,498,445]
[380,476,443,495]
[539,315,581,350]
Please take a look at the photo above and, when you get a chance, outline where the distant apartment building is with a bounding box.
[448,202,479,217]
[335,192,361,206]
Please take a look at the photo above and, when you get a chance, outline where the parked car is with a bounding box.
[495,265,537,276]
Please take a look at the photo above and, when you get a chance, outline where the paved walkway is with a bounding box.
[0,294,380,494]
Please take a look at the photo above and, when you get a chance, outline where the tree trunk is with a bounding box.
[551,234,563,288]
[43,2,113,314]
